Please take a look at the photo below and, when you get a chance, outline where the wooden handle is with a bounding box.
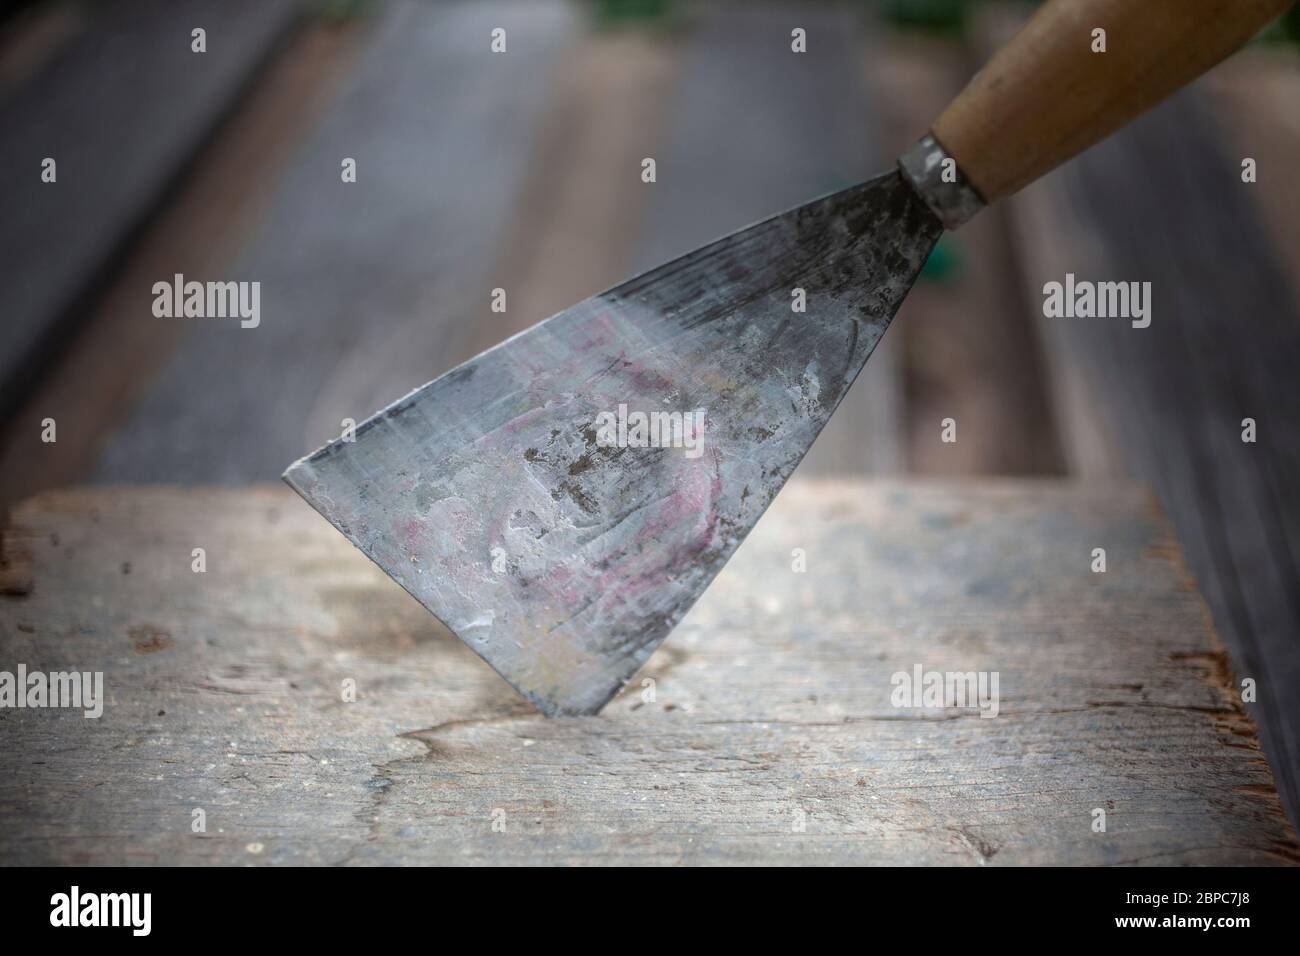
[931,0,1292,203]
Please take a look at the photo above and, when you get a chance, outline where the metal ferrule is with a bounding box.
[897,134,986,231]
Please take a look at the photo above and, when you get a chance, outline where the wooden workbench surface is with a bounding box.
[1,480,1295,865]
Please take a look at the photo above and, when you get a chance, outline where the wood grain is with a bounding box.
[0,0,304,420]
[1,482,1294,865]
[0,15,368,514]
[90,0,579,484]
[983,4,1300,829]
[932,0,1292,203]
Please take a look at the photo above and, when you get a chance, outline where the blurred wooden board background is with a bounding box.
[979,5,1300,835]
[1,0,1298,846]
[1,480,1296,865]
[0,0,303,418]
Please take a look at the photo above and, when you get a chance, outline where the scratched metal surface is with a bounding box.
[283,172,941,715]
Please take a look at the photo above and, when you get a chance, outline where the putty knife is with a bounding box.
[285,0,1287,715]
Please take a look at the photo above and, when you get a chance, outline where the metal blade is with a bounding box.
[284,170,940,715]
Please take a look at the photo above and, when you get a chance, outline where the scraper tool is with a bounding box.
[285,0,1288,714]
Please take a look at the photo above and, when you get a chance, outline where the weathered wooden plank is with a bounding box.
[464,30,679,355]
[989,16,1300,824]
[0,0,304,419]
[91,0,578,483]
[0,17,368,516]
[1,481,1294,865]
[0,14,366,515]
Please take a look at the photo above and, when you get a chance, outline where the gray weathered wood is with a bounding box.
[91,0,578,483]
[1,481,1294,864]
[464,30,680,354]
[0,0,303,419]
[0,15,370,514]
[986,2,1300,826]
